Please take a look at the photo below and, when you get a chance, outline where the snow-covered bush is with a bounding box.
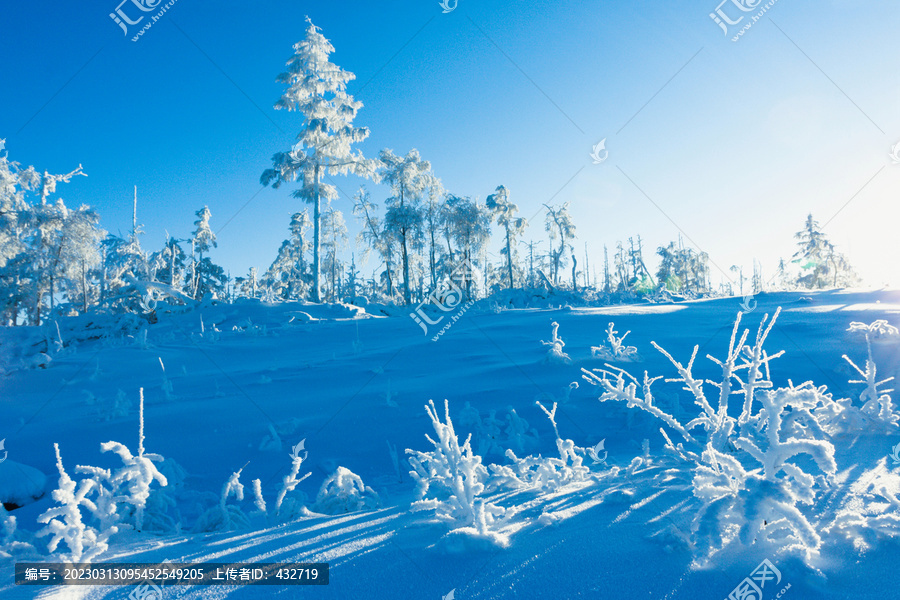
[274,441,312,521]
[591,322,640,362]
[193,468,249,532]
[38,389,171,559]
[406,399,507,542]
[842,320,898,430]
[0,506,38,560]
[490,401,604,493]
[458,402,539,457]
[312,467,380,514]
[691,384,837,563]
[249,441,312,525]
[582,308,841,565]
[37,444,116,562]
[826,458,900,551]
[541,321,571,364]
[94,389,168,531]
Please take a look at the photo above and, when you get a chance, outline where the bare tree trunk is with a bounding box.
[505,228,514,289]
[81,260,88,312]
[401,230,411,305]
[312,164,321,303]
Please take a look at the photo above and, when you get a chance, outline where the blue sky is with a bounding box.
[2,0,898,288]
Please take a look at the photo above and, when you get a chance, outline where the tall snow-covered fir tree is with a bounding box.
[380,149,433,305]
[190,206,225,299]
[792,213,859,289]
[261,17,378,303]
[486,186,526,290]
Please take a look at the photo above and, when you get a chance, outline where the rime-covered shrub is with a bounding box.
[407,400,508,543]
[313,467,380,514]
[489,402,616,493]
[37,444,116,562]
[541,321,571,364]
[582,308,843,565]
[38,390,171,559]
[249,441,313,525]
[591,322,640,362]
[0,506,38,560]
[84,389,169,532]
[193,469,249,532]
[826,458,900,550]
[842,320,898,431]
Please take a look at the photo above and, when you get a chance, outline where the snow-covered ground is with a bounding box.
[2,288,899,599]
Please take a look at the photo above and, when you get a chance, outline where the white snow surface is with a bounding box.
[0,289,899,598]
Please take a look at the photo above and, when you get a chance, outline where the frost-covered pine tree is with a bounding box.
[0,144,92,324]
[57,205,105,314]
[261,18,379,303]
[263,211,311,300]
[792,214,858,289]
[189,206,226,299]
[380,149,433,305]
[486,186,527,290]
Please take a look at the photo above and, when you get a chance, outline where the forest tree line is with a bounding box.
[0,20,859,326]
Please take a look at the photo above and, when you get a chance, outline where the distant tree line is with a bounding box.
[0,20,859,326]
